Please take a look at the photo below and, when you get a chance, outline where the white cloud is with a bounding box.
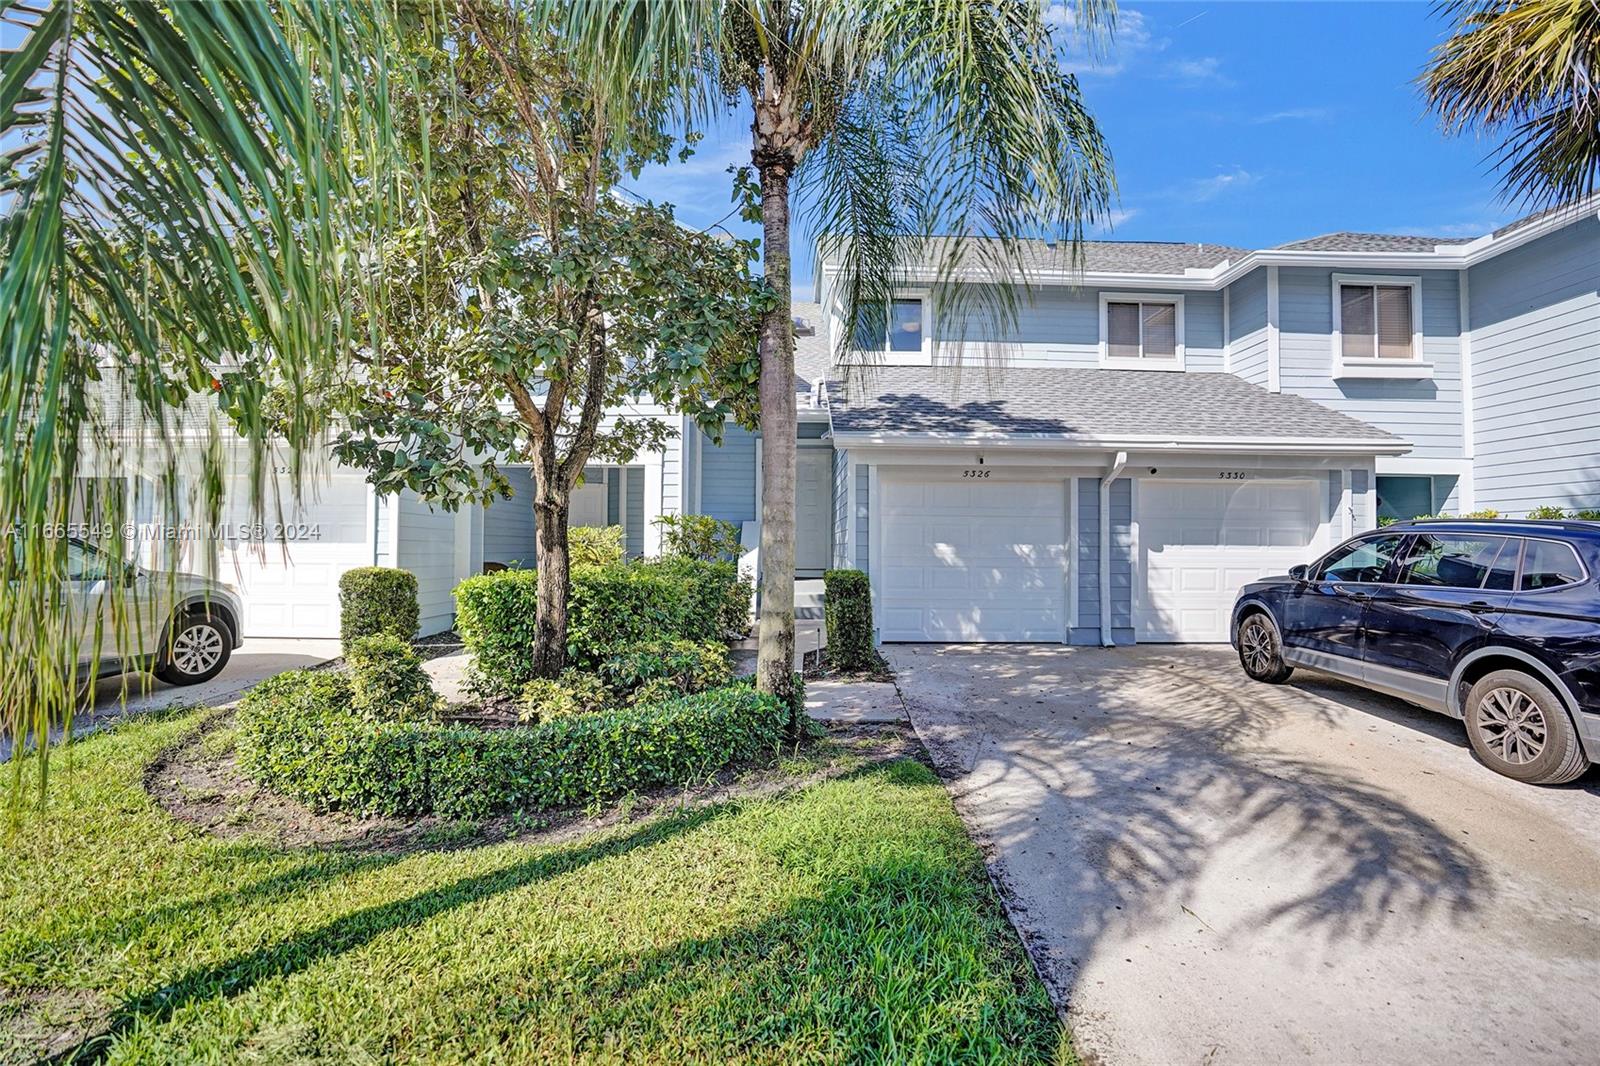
[1052,6,1158,78]
[1181,167,1259,203]
[1165,56,1233,87]
[1250,106,1334,124]
[1092,207,1140,234]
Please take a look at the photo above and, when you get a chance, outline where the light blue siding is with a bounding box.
[1227,268,1269,386]
[625,466,645,558]
[1072,477,1133,645]
[483,469,536,568]
[1468,216,1600,515]
[832,449,850,569]
[1277,267,1464,460]
[396,490,458,636]
[854,467,869,572]
[1352,469,1372,531]
[700,425,758,528]
[1183,290,1226,372]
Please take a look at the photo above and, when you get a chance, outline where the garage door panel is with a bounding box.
[879,477,1066,642]
[1140,479,1321,643]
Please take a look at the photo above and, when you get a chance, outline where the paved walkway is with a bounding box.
[889,642,1600,1066]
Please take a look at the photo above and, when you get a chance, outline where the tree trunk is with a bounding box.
[754,160,797,705]
[531,490,570,678]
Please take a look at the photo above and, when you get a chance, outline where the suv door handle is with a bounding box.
[1464,600,1496,613]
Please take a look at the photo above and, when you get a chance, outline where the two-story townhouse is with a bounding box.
[92,199,1594,644]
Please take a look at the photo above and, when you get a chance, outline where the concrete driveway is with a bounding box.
[2,638,340,761]
[889,643,1600,1066]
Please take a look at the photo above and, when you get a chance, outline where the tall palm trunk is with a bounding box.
[754,133,798,703]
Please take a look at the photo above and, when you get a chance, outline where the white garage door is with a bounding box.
[879,477,1067,642]
[1138,479,1322,642]
[219,467,374,638]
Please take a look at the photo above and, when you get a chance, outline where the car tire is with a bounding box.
[155,612,233,686]
[1237,612,1293,684]
[1465,669,1589,785]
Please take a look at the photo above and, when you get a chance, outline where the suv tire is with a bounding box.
[155,612,232,686]
[1237,612,1294,684]
[1465,669,1588,785]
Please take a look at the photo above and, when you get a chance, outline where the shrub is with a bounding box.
[1576,509,1600,521]
[599,640,732,698]
[518,669,611,723]
[824,569,875,672]
[455,561,746,696]
[655,513,743,561]
[1528,505,1567,520]
[338,567,419,648]
[570,524,625,568]
[238,677,789,820]
[345,633,439,721]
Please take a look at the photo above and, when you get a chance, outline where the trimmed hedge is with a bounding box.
[338,567,419,648]
[238,676,789,821]
[453,559,752,697]
[824,568,875,672]
[345,633,439,722]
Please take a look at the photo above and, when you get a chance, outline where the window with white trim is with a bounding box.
[851,296,926,353]
[1339,282,1414,361]
[1100,294,1183,368]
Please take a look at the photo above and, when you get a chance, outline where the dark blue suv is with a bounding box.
[1231,520,1600,785]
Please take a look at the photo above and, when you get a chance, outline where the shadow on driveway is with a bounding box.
[889,642,1600,1066]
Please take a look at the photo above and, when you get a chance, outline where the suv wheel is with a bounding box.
[1465,669,1588,785]
[1237,613,1293,684]
[155,613,232,686]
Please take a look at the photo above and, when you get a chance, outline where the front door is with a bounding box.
[1282,533,1405,666]
[1360,532,1519,706]
[795,448,833,576]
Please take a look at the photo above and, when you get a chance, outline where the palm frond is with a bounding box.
[1423,0,1600,205]
[0,0,411,803]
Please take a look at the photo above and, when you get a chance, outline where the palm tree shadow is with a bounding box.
[54,806,722,1064]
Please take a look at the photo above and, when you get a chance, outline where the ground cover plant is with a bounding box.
[0,711,1069,1064]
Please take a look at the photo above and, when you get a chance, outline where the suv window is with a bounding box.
[1519,539,1585,591]
[1397,534,1515,590]
[1317,535,1404,583]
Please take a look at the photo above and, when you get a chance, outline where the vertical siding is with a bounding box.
[626,467,645,558]
[396,490,459,635]
[482,468,536,567]
[1276,266,1464,459]
[1227,268,1269,385]
[832,449,851,569]
[1468,216,1600,515]
[854,467,869,572]
[700,424,758,527]
[1351,469,1372,531]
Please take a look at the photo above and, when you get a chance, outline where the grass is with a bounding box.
[1,709,1068,1064]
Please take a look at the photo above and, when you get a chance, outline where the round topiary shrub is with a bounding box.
[345,633,440,722]
[339,567,420,648]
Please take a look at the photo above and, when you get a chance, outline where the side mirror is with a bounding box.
[1288,564,1309,582]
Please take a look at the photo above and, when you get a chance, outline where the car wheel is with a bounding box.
[1237,613,1293,683]
[155,613,232,686]
[1465,669,1589,785]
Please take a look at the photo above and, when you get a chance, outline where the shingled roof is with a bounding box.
[1273,232,1476,253]
[827,366,1406,445]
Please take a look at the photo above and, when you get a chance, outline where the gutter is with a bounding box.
[827,431,1413,457]
[1100,450,1127,648]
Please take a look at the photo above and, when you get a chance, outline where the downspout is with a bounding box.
[1100,451,1128,647]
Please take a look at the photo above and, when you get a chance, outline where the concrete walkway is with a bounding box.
[889,642,1600,1066]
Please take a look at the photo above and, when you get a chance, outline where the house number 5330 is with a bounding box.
[1218,471,1249,480]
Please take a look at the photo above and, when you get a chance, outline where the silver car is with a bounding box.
[65,538,244,685]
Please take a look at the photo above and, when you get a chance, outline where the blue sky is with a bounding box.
[631,1,1528,300]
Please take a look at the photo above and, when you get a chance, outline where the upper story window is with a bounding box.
[850,293,930,364]
[1331,273,1430,380]
[1100,292,1185,370]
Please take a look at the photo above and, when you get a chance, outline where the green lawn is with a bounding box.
[1,710,1068,1064]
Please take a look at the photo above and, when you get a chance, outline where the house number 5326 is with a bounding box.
[962,469,991,479]
[1218,471,1249,480]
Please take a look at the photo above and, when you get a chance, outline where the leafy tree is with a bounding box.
[554,0,1116,701]
[1423,0,1600,204]
[325,4,766,677]
[0,1,409,797]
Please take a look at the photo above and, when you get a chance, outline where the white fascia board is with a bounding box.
[829,431,1413,456]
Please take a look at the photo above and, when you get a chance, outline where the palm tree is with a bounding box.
[1423,0,1600,204]
[1,1,410,798]
[555,0,1116,702]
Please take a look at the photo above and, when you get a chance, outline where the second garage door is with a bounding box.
[1138,478,1322,642]
[879,476,1067,641]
